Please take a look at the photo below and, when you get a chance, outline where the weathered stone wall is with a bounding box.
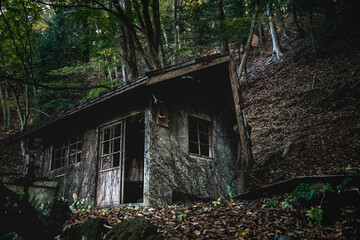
[40,129,98,205]
[148,89,243,206]
[40,105,150,206]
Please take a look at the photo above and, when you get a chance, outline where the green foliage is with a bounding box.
[69,193,92,212]
[227,185,233,202]
[265,198,279,208]
[2,232,24,240]
[212,197,221,207]
[177,213,187,222]
[293,183,315,201]
[306,206,323,225]
[337,177,354,190]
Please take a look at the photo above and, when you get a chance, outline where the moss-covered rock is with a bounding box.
[105,217,160,240]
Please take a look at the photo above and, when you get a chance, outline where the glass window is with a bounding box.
[188,116,212,158]
[52,134,83,170]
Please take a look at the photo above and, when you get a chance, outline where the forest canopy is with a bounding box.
[0,0,355,134]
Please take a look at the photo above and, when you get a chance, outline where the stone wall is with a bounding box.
[3,176,57,208]
[147,88,243,206]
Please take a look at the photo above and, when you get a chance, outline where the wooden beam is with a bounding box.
[146,55,231,85]
[228,60,253,169]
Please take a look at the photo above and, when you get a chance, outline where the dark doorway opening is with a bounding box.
[124,114,145,203]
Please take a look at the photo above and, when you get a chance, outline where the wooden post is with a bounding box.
[228,60,253,169]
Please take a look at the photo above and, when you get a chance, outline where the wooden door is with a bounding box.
[96,121,126,207]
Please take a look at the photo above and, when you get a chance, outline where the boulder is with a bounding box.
[105,217,160,240]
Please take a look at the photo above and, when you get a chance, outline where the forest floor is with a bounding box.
[243,27,360,191]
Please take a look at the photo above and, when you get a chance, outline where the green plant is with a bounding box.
[293,183,316,201]
[3,232,23,240]
[227,185,233,202]
[265,198,279,208]
[306,206,323,225]
[344,164,351,171]
[321,183,333,192]
[177,213,187,222]
[69,194,92,212]
[212,197,221,207]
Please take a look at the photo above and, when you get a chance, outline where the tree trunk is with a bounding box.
[275,0,288,39]
[309,11,317,56]
[5,88,11,131]
[292,4,305,38]
[237,2,260,81]
[258,22,263,44]
[266,3,283,65]
[173,0,180,63]
[218,0,229,54]
[122,65,128,82]
[0,84,7,131]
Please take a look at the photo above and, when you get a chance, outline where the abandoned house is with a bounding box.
[10,54,252,207]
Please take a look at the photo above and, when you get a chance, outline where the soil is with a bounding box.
[242,27,360,191]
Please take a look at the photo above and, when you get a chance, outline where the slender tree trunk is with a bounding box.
[159,26,168,67]
[266,3,283,65]
[5,88,11,131]
[292,4,305,38]
[275,0,288,39]
[108,66,113,88]
[237,3,261,80]
[122,65,128,82]
[218,0,229,54]
[0,84,7,131]
[309,11,317,56]
[173,0,179,63]
[258,22,263,44]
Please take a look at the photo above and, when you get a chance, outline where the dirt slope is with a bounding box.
[243,29,360,191]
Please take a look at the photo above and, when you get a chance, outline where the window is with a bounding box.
[99,121,125,170]
[188,116,212,158]
[52,134,82,170]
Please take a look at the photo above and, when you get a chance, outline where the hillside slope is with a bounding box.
[243,28,360,191]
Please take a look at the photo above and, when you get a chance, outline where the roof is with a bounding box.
[6,54,231,142]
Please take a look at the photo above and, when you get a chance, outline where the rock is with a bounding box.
[278,236,293,240]
[48,199,72,225]
[105,217,160,240]
[281,142,293,158]
[62,218,110,240]
[81,218,109,240]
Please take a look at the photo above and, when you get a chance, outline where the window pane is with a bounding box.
[114,124,122,137]
[189,142,199,155]
[77,153,82,162]
[200,145,210,157]
[77,142,82,152]
[199,120,209,133]
[188,117,197,131]
[102,156,111,170]
[69,154,76,165]
[103,141,110,155]
[55,149,62,159]
[113,153,120,167]
[189,130,198,142]
[114,138,121,152]
[199,133,209,145]
[55,158,61,169]
[103,128,111,141]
